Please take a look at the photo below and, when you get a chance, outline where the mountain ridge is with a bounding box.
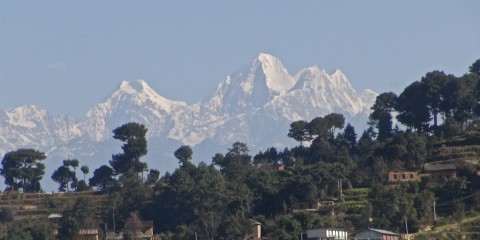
[0,53,377,190]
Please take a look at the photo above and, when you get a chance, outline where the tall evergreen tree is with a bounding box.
[369,92,398,141]
[0,149,46,192]
[396,81,431,132]
[89,165,116,190]
[343,123,357,153]
[109,122,148,175]
[288,120,311,146]
[51,159,79,192]
[80,165,89,182]
[453,73,479,128]
[213,142,252,181]
[174,145,193,167]
[469,58,480,76]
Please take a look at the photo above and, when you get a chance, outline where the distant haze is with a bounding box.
[0,1,478,118]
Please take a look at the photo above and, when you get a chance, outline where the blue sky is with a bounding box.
[1,1,479,118]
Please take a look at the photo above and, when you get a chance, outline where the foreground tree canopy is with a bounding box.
[110,122,148,175]
[0,149,46,192]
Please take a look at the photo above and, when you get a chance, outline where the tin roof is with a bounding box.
[368,228,400,236]
[424,164,456,171]
[48,213,62,219]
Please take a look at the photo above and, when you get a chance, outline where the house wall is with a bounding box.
[426,170,456,180]
[354,230,381,240]
[306,228,327,238]
[306,228,347,240]
[254,224,261,239]
[381,235,399,240]
[387,171,419,183]
[354,230,399,240]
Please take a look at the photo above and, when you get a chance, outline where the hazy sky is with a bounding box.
[1,1,479,118]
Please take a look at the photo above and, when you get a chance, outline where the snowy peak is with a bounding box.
[253,53,296,94]
[292,65,329,90]
[5,104,47,128]
[81,79,188,141]
[118,79,152,94]
[114,80,186,112]
[204,53,297,114]
[279,65,371,117]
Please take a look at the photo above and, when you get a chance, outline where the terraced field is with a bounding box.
[0,190,107,234]
[413,214,480,240]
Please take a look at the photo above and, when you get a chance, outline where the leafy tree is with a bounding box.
[384,132,426,170]
[145,169,160,185]
[174,145,193,166]
[58,197,97,240]
[5,222,33,240]
[246,167,283,216]
[442,117,462,137]
[28,222,56,240]
[109,122,148,175]
[343,123,357,153]
[310,137,334,163]
[51,163,77,192]
[293,211,333,230]
[323,113,345,137]
[212,142,253,181]
[421,71,451,131]
[288,120,311,146]
[396,81,431,132]
[469,58,480,76]
[80,165,89,182]
[116,171,152,223]
[75,180,91,192]
[414,190,435,225]
[0,149,46,192]
[453,73,479,128]
[369,92,398,141]
[307,117,329,140]
[89,165,116,190]
[253,147,280,166]
[268,214,302,240]
[0,207,15,222]
[218,215,253,240]
[66,159,79,174]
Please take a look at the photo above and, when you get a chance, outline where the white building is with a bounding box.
[354,228,400,240]
[305,228,348,240]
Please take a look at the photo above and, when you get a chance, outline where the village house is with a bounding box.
[387,171,419,183]
[422,163,457,180]
[52,228,100,240]
[387,163,457,184]
[304,227,348,240]
[354,228,400,240]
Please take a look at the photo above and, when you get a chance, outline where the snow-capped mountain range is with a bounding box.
[0,53,377,190]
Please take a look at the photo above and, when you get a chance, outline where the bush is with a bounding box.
[0,207,15,222]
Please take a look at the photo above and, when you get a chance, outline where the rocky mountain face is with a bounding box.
[0,53,377,190]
